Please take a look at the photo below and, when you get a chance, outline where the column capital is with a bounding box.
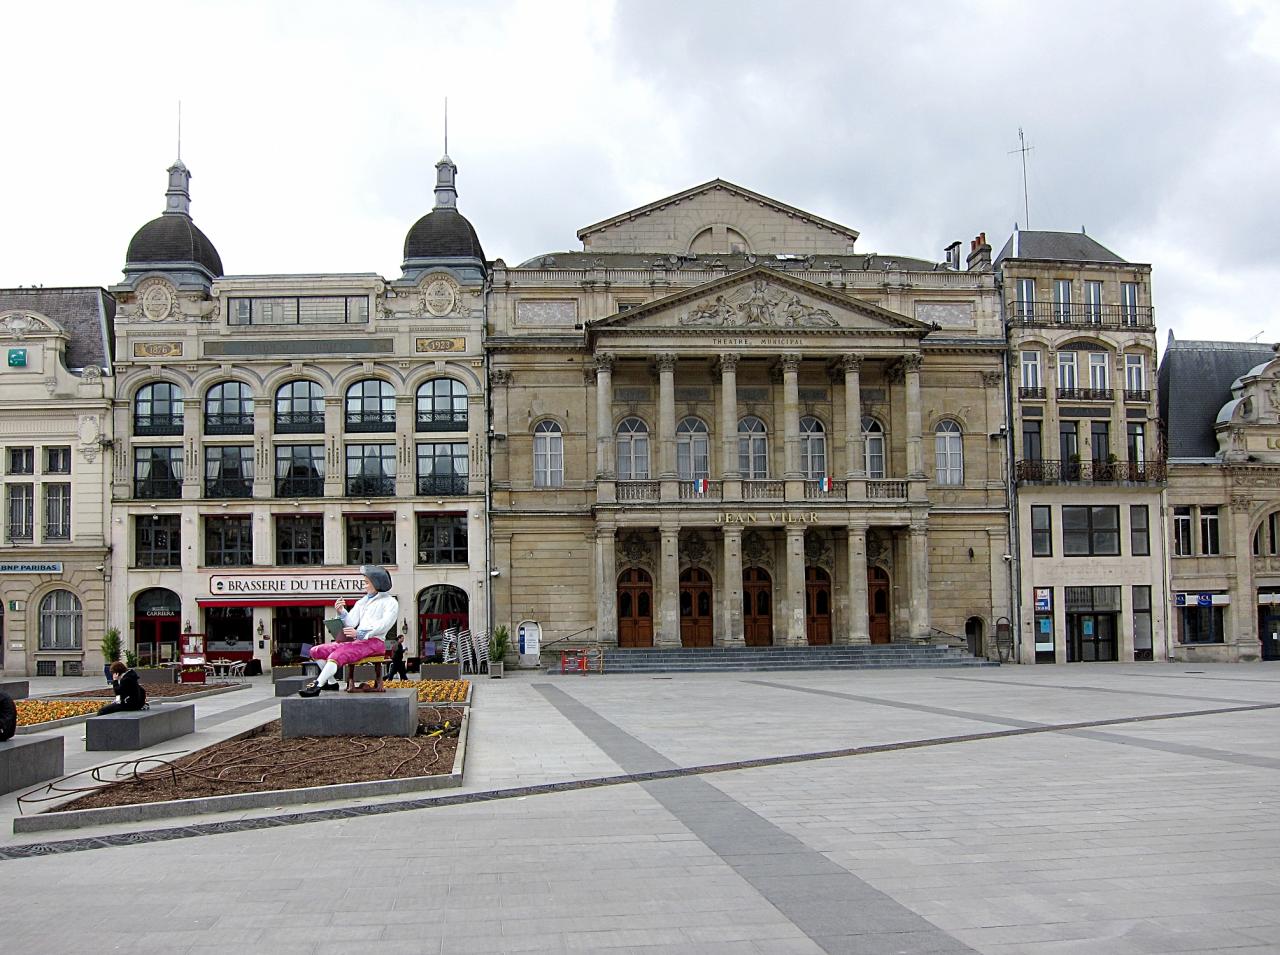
[785,523,805,538]
[901,353,923,374]
[841,353,863,373]
[721,524,743,540]
[594,352,615,373]
[656,353,678,374]
[490,369,512,387]
[780,353,802,374]
[716,352,740,374]
[980,370,1002,388]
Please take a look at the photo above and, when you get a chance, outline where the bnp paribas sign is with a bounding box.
[209,574,367,597]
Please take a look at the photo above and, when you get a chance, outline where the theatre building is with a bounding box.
[488,181,1012,652]
[1159,337,1280,662]
[107,154,489,671]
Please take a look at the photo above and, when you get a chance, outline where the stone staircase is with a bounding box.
[549,644,999,674]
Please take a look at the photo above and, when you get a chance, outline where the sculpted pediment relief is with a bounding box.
[681,280,840,329]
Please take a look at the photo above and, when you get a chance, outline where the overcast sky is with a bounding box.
[3,0,1277,348]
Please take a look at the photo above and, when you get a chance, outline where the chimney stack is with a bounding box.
[966,232,991,272]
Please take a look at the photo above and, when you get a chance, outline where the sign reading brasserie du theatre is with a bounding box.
[210,574,367,597]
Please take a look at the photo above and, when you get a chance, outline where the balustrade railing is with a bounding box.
[866,480,908,499]
[616,480,659,501]
[804,479,846,499]
[1015,458,1167,484]
[679,480,722,501]
[742,480,785,500]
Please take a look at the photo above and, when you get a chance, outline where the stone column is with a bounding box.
[719,353,740,481]
[658,526,681,647]
[782,354,802,478]
[489,370,512,486]
[785,525,806,645]
[847,523,869,644]
[1230,496,1258,658]
[904,354,925,478]
[324,396,344,495]
[722,526,744,645]
[657,353,677,481]
[908,520,930,641]
[843,354,864,480]
[596,524,618,645]
[594,353,615,479]
[182,397,200,499]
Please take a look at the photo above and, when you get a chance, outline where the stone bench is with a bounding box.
[0,679,30,700]
[1,735,64,795]
[86,705,196,751]
[280,688,416,739]
[275,676,311,697]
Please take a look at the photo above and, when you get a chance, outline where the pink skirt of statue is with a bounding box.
[310,636,387,667]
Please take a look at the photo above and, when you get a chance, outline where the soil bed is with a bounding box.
[53,683,234,699]
[54,708,463,812]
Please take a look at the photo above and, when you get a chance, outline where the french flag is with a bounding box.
[694,478,708,495]
[819,476,831,492]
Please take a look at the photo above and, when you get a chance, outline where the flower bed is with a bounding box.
[16,699,103,727]
[52,683,234,700]
[384,679,470,703]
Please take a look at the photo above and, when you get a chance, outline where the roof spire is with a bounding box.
[443,96,448,157]
[164,100,192,216]
[177,100,182,161]
[434,99,458,211]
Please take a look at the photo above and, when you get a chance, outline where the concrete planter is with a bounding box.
[417,663,460,681]
[134,668,179,685]
[488,661,504,679]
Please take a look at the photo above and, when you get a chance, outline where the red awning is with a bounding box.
[197,597,335,608]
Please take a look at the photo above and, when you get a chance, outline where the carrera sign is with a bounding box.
[209,574,367,597]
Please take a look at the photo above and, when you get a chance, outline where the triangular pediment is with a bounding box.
[589,267,932,337]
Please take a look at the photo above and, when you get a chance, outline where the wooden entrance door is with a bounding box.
[868,566,891,644]
[805,566,832,645]
[679,568,714,647]
[617,568,654,648]
[742,567,773,646]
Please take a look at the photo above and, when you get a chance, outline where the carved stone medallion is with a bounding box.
[421,275,462,317]
[138,279,177,321]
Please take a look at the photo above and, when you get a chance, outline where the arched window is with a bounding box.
[934,419,964,485]
[738,416,768,479]
[274,380,325,433]
[1255,512,1280,556]
[134,382,184,435]
[862,417,885,479]
[39,589,82,650]
[205,381,254,435]
[676,417,709,481]
[416,378,468,431]
[533,420,563,488]
[345,379,395,432]
[799,416,826,480]
[615,417,650,480]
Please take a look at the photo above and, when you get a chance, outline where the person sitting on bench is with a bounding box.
[0,690,16,741]
[300,564,399,697]
[98,661,147,714]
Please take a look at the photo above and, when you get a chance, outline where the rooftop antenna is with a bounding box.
[1248,329,1265,342]
[1009,127,1032,229]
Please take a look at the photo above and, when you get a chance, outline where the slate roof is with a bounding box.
[994,230,1128,265]
[512,251,941,272]
[0,287,115,371]
[126,214,224,276]
[1158,338,1276,458]
[403,209,486,265]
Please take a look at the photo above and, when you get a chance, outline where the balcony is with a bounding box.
[804,479,846,500]
[417,474,468,496]
[204,413,255,436]
[134,478,182,499]
[345,411,396,433]
[866,480,908,499]
[679,480,723,501]
[346,475,396,497]
[274,411,325,434]
[133,415,184,437]
[416,411,468,432]
[1018,386,1047,400]
[1056,387,1113,401]
[1124,389,1151,402]
[617,480,659,502]
[276,475,324,497]
[742,480,785,501]
[1015,458,1167,485]
[1010,301,1155,330]
[205,477,254,499]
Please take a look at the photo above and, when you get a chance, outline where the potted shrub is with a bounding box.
[489,625,510,679]
[100,627,122,684]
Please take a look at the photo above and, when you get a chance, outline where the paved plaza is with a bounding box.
[2,664,1280,953]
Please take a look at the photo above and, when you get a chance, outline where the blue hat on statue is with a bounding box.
[360,564,393,592]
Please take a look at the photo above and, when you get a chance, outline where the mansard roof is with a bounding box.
[995,229,1131,266]
[0,286,115,370]
[1159,337,1277,458]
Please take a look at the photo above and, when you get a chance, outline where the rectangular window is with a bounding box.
[1200,505,1220,556]
[134,446,184,498]
[136,515,181,568]
[44,447,71,474]
[1031,505,1052,557]
[204,445,254,498]
[1052,279,1072,322]
[417,514,468,564]
[1127,423,1145,468]
[1090,420,1110,464]
[1130,505,1150,556]
[1020,350,1041,389]
[1121,282,1140,324]
[1180,604,1225,644]
[416,442,469,495]
[6,483,33,542]
[1021,420,1042,462]
[43,483,71,540]
[204,515,254,567]
[345,444,396,496]
[1084,280,1103,322]
[346,516,397,565]
[1059,420,1079,471]
[1062,505,1120,556]
[7,447,34,475]
[1173,506,1193,556]
[275,445,325,496]
[276,515,324,565]
[1133,586,1153,660]
[1124,354,1146,393]
[1057,352,1078,390]
[1088,353,1109,391]
[226,295,369,326]
[1015,277,1035,319]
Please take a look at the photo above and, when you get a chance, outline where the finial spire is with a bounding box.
[444,96,448,157]
[177,100,182,161]
[433,98,458,210]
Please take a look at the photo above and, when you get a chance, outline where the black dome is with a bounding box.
[403,208,485,263]
[126,214,223,276]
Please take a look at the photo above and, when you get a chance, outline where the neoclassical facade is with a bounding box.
[488,181,1012,652]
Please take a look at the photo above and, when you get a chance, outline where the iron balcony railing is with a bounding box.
[1056,387,1114,401]
[1018,386,1047,400]
[274,411,325,434]
[204,413,255,435]
[6,522,33,543]
[345,411,396,433]
[346,475,396,497]
[1009,301,1155,329]
[133,415,184,436]
[1015,458,1167,484]
[276,475,325,497]
[43,522,70,541]
[415,410,469,432]
[1124,389,1151,402]
[417,474,468,496]
[205,477,254,499]
[134,478,183,499]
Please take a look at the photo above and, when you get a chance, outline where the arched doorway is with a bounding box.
[679,568,713,647]
[617,568,654,648]
[806,567,832,645]
[743,567,773,646]
[418,586,469,655]
[965,616,985,657]
[868,567,891,644]
[134,588,181,666]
